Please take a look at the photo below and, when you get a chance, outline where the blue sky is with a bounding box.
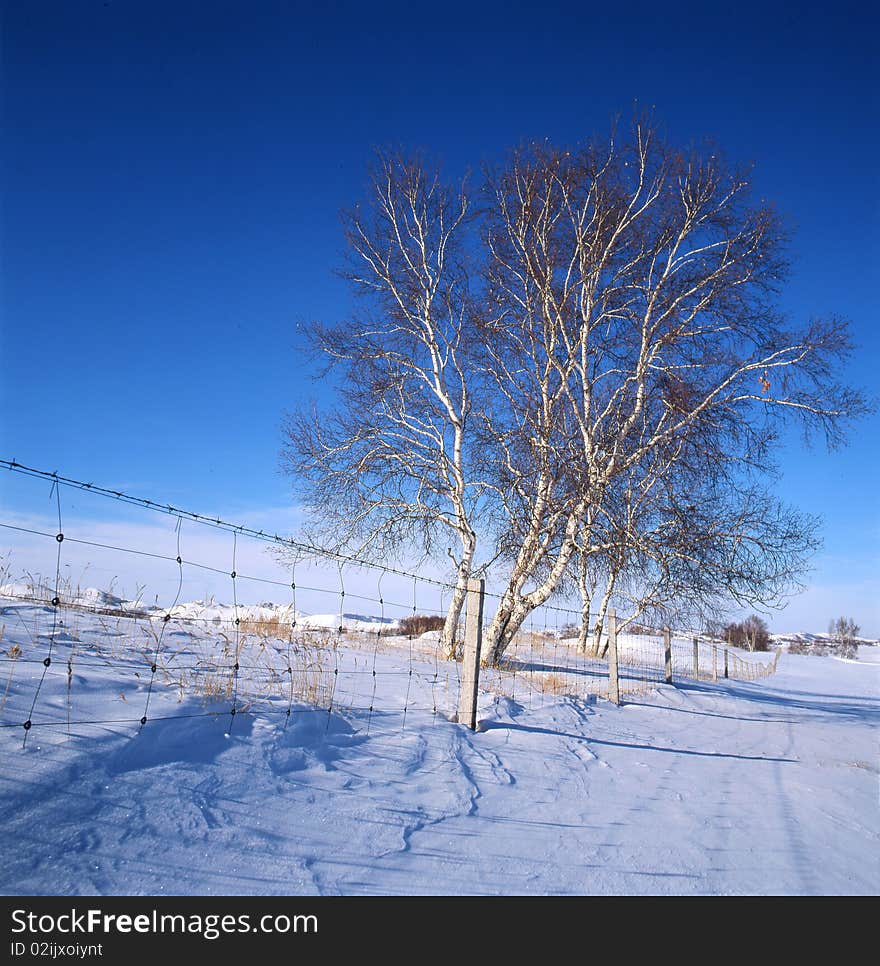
[1,1,877,633]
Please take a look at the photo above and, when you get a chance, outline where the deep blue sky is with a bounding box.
[1,0,877,632]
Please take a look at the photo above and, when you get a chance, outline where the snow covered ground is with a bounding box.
[0,592,877,896]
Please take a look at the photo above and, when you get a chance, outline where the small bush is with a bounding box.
[628,622,655,636]
[398,614,446,637]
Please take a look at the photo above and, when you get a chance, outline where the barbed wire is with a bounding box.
[0,459,589,620]
[1,459,460,592]
[20,479,64,746]
[0,458,779,745]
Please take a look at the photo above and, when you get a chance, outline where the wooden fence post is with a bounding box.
[608,608,620,705]
[712,644,718,681]
[724,647,729,679]
[693,637,700,680]
[664,626,672,684]
[457,578,484,731]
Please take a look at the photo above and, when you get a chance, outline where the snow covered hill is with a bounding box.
[771,630,878,654]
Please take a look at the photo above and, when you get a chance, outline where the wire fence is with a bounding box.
[0,459,779,748]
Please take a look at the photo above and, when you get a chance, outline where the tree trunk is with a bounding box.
[591,575,616,658]
[577,597,591,656]
[441,577,468,659]
[482,594,527,667]
[482,501,586,666]
[576,555,592,656]
[440,534,476,659]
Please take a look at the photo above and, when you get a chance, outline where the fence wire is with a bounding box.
[0,459,778,748]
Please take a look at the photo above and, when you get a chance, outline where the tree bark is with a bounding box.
[440,536,476,659]
[592,575,616,658]
[577,597,591,656]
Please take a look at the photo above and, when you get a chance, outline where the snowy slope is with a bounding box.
[0,595,877,896]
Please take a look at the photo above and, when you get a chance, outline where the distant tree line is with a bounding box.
[717,615,771,652]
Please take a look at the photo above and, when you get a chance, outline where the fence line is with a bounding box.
[0,459,780,746]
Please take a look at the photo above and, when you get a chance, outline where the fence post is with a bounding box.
[693,637,700,680]
[457,577,484,731]
[724,647,729,679]
[712,644,718,681]
[664,626,672,684]
[607,608,620,705]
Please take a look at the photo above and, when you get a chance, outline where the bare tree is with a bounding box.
[721,616,770,651]
[580,451,819,658]
[477,120,867,664]
[829,616,860,647]
[741,614,771,652]
[283,123,868,668]
[282,153,483,656]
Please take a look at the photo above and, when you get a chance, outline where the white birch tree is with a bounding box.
[282,153,483,655]
[477,121,866,664]
[284,123,868,668]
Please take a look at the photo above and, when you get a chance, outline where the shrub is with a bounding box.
[398,614,446,637]
[627,622,655,636]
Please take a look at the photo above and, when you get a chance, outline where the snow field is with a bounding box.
[1,592,876,895]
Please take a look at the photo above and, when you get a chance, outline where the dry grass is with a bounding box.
[0,634,20,717]
[148,625,339,712]
[537,672,582,697]
[237,616,292,639]
[398,614,445,637]
[513,630,558,650]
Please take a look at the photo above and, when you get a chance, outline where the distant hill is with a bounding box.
[770,631,878,657]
